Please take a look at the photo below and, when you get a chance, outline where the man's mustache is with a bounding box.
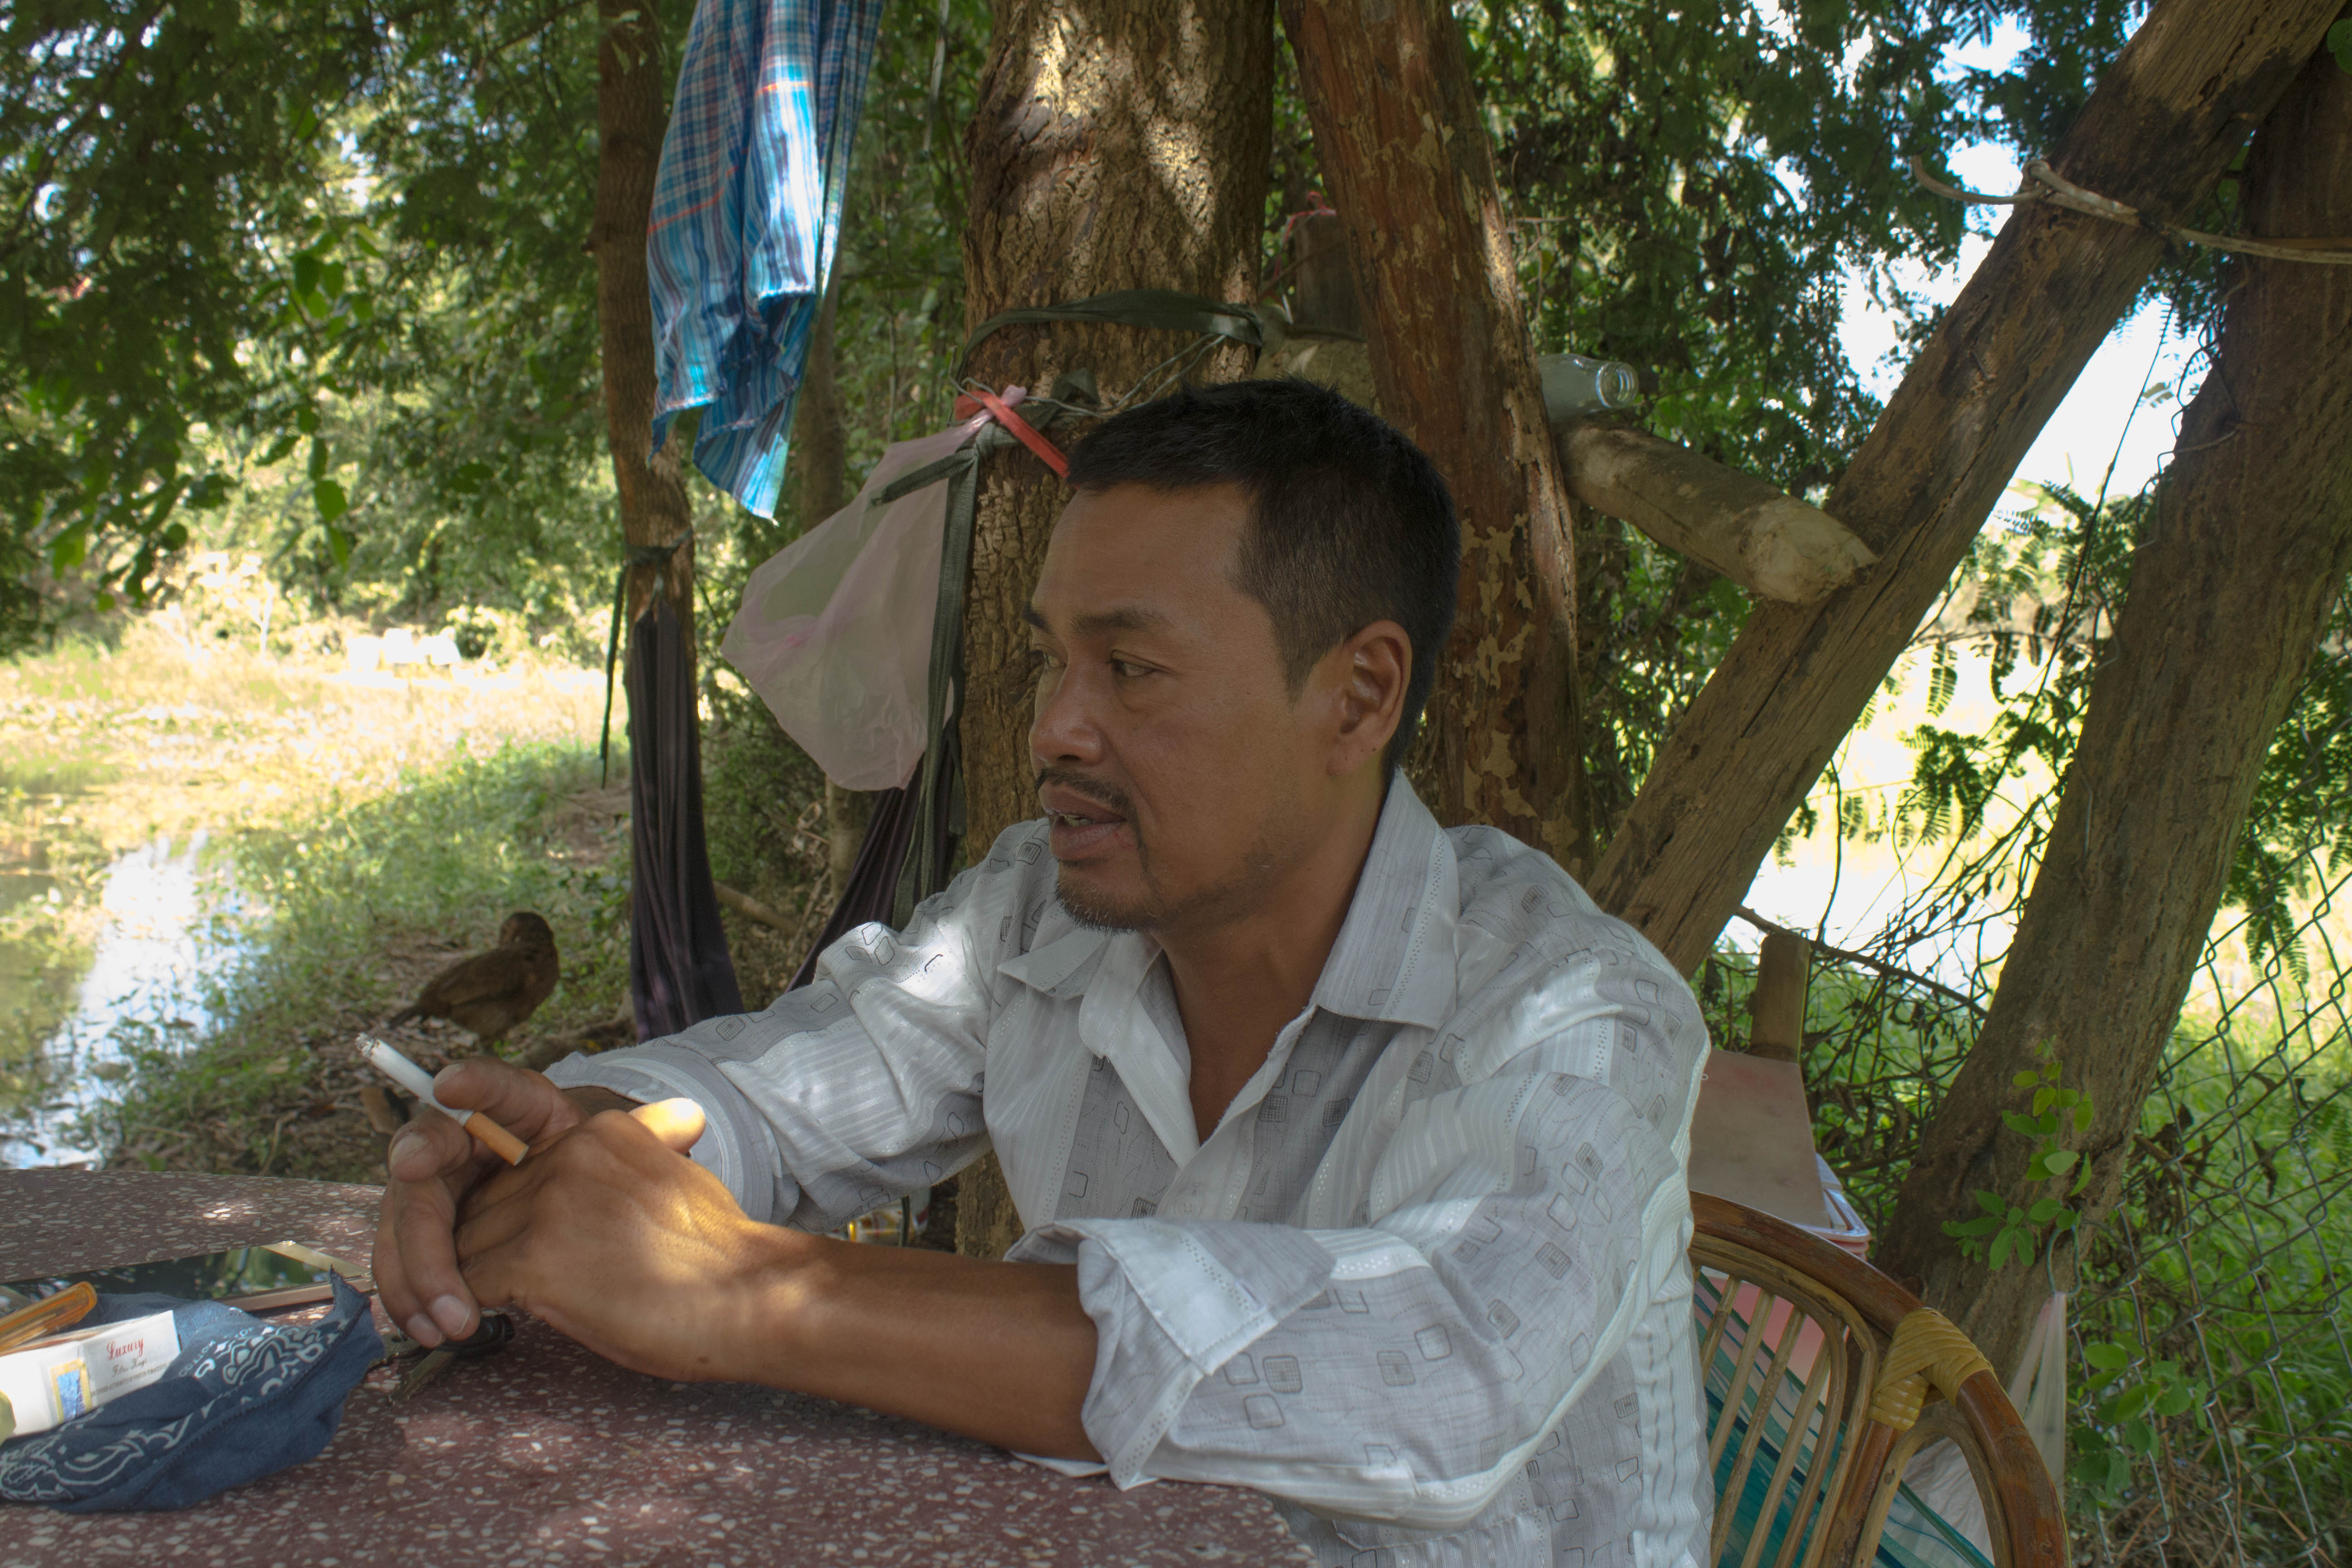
[1034,766,1134,819]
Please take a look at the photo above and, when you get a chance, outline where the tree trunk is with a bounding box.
[1582,0,2346,975]
[791,280,876,900]
[1877,38,2352,1377]
[1277,156,1362,337]
[795,279,850,527]
[592,0,696,622]
[1279,0,1589,872]
[955,0,1276,1257]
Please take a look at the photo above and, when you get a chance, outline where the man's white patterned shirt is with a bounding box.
[550,781,1713,1567]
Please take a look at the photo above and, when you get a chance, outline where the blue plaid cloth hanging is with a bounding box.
[648,0,886,518]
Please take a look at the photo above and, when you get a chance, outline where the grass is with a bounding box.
[0,617,641,1176]
[0,621,839,1181]
[85,739,637,1180]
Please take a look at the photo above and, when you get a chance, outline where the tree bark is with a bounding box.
[1279,0,1589,871]
[794,279,850,527]
[592,0,696,622]
[1581,0,2347,975]
[1277,154,1362,337]
[1877,38,2352,1377]
[791,279,876,901]
[955,0,1276,1257]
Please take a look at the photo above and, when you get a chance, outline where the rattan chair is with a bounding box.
[1689,1192,2067,1568]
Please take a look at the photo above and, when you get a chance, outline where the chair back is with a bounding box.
[1689,1193,2066,1568]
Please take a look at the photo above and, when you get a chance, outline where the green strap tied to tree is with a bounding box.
[958,288,1266,378]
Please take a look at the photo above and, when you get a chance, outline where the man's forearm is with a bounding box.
[727,1227,1100,1461]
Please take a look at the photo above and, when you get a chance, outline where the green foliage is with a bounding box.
[2069,1343,2201,1498]
[1886,472,2352,972]
[0,0,689,652]
[0,0,388,642]
[1941,1041,2090,1268]
[701,673,827,901]
[1464,0,1970,495]
[1450,0,1982,830]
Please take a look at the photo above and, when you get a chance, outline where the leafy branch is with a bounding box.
[1943,1041,2091,1270]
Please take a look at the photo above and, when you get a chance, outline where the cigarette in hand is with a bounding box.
[360,1036,529,1165]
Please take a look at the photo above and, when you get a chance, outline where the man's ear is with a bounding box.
[1327,620,1410,777]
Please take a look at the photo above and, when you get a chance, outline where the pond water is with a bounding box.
[0,835,249,1168]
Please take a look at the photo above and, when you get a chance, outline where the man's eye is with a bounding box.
[1028,647,1062,674]
[1110,659,1147,680]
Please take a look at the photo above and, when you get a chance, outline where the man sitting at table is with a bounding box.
[377,377,1713,1568]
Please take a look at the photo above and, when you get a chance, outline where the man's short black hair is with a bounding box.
[1063,377,1459,774]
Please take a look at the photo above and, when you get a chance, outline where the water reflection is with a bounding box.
[0,836,246,1168]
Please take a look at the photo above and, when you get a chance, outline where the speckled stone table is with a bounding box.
[0,1171,1314,1566]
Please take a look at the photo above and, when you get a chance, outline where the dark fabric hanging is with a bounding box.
[627,594,745,1037]
[787,784,915,991]
[786,725,963,992]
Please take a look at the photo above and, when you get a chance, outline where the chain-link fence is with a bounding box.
[1700,784,2352,1568]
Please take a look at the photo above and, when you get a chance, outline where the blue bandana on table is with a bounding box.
[649,0,887,519]
[0,1278,383,1512]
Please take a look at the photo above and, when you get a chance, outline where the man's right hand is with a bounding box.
[371,1058,636,1348]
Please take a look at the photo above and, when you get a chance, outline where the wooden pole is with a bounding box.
[1580,0,2347,974]
[1748,931,1810,1063]
[1553,420,1875,605]
[1879,37,2352,1375]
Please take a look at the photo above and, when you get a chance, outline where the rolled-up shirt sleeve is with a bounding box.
[1025,948,1705,1532]
[545,842,1032,1230]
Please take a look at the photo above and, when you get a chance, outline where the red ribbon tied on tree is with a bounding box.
[952,383,1069,478]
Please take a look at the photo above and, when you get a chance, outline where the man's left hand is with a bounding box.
[453,1099,791,1383]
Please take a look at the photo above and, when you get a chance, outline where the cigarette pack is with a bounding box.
[0,1308,181,1436]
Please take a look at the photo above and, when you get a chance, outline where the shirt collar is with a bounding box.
[1002,920,1197,1160]
[1308,776,1458,1029]
[996,776,1460,1034]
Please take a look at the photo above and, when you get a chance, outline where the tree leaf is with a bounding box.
[49,525,90,573]
[2041,1149,2078,1175]
[314,478,349,522]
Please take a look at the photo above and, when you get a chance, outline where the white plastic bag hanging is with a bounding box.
[1899,1291,2068,1558]
[2009,1290,2069,1482]
[720,413,989,791]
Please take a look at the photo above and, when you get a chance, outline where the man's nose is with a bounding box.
[1029,662,1107,768]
